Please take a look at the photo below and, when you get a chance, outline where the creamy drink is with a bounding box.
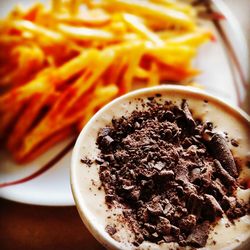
[71,86,250,250]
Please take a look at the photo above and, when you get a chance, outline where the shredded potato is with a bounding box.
[0,0,212,163]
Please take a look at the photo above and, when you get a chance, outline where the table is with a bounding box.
[0,198,104,250]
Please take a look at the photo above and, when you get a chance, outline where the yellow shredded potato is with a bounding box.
[0,0,212,163]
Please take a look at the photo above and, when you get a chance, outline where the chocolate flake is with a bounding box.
[208,134,238,177]
[231,139,239,147]
[187,193,203,217]
[186,221,210,248]
[80,157,92,167]
[179,214,197,233]
[203,194,223,220]
[182,100,196,128]
[213,160,236,188]
[156,217,171,235]
[105,225,117,236]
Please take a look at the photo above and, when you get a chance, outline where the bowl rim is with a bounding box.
[70,85,250,250]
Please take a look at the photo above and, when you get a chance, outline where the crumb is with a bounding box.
[231,139,239,147]
[80,157,93,167]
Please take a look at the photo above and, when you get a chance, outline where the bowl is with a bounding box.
[71,85,250,250]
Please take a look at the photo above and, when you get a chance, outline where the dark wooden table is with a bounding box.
[0,198,105,250]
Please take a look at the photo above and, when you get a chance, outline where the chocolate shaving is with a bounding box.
[203,194,223,220]
[105,225,117,236]
[186,221,210,248]
[179,214,197,233]
[181,100,196,129]
[213,159,236,188]
[156,217,171,235]
[231,139,239,147]
[208,134,238,177]
[187,193,203,217]
[209,179,226,199]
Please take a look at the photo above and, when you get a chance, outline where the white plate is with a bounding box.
[0,0,248,206]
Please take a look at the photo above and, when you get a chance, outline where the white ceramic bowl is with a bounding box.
[71,85,250,250]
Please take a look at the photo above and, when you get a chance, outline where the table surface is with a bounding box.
[0,198,105,250]
[1,1,249,250]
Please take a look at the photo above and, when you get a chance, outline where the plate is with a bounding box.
[0,0,248,206]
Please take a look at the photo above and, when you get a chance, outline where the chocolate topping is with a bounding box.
[213,159,236,188]
[186,221,210,248]
[203,194,223,220]
[182,100,196,129]
[88,97,248,248]
[105,225,117,236]
[208,134,238,177]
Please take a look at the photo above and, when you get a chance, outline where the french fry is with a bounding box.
[145,42,196,67]
[55,9,111,26]
[13,127,73,163]
[6,4,26,20]
[58,24,115,41]
[104,55,128,85]
[157,30,185,39]
[0,0,211,163]
[22,3,45,21]
[68,0,81,15]
[77,84,119,131]
[98,0,195,30]
[0,104,24,139]
[166,28,213,46]
[51,49,98,84]
[0,71,53,112]
[118,41,145,93]
[0,34,27,45]
[7,93,58,152]
[150,0,196,17]
[12,20,64,42]
[147,62,160,87]
[52,0,62,13]
[135,67,150,79]
[158,64,199,82]
[122,13,164,45]
[64,48,115,108]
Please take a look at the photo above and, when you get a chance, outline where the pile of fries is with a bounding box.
[0,0,212,163]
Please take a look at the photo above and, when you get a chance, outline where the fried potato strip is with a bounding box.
[0,0,212,162]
